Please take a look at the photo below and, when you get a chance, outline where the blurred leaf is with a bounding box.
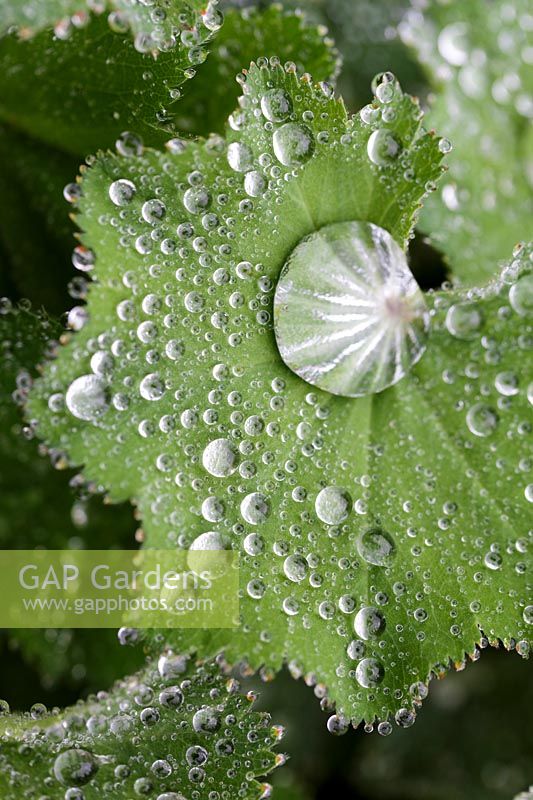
[175,4,340,136]
[0,655,282,799]
[0,301,142,696]
[246,648,533,799]
[355,649,533,800]
[0,0,214,56]
[0,124,78,313]
[0,14,214,157]
[224,0,426,110]
[399,0,533,285]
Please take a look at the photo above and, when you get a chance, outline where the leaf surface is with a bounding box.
[0,655,282,798]
[27,64,532,724]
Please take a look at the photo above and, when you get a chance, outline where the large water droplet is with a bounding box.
[65,375,109,421]
[274,221,429,397]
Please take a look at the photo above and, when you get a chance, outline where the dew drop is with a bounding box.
[283,554,308,583]
[438,22,469,66]
[183,187,211,214]
[445,302,483,340]
[244,170,267,197]
[272,123,314,167]
[142,198,166,223]
[192,707,221,734]
[274,221,428,397]
[347,639,366,660]
[261,88,293,122]
[227,142,253,173]
[109,179,136,206]
[326,714,349,735]
[495,371,519,396]
[202,438,239,477]
[65,375,109,422]
[53,749,98,786]
[355,657,384,688]
[466,403,499,437]
[243,533,264,556]
[354,606,386,639]
[240,493,270,525]
[484,550,503,570]
[315,486,351,525]
[509,274,533,316]
[357,527,395,566]
[189,530,229,551]
[367,129,401,166]
[139,373,165,401]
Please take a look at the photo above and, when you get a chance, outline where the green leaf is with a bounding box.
[0,12,214,157]
[399,0,533,285]
[0,4,336,313]
[28,63,532,726]
[0,655,283,798]
[175,4,340,136]
[0,0,216,56]
[0,301,143,692]
[255,0,426,111]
